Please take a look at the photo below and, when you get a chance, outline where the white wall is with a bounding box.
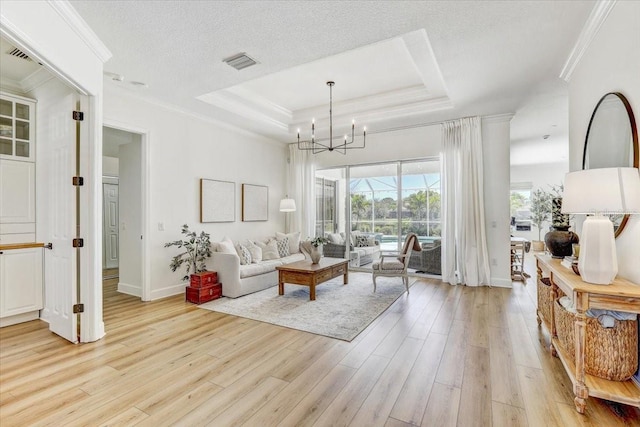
[314,115,513,287]
[117,141,142,296]
[510,161,569,241]
[568,1,640,284]
[482,115,513,287]
[102,156,119,177]
[103,88,288,299]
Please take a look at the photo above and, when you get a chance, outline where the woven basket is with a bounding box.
[554,299,638,381]
[537,278,553,325]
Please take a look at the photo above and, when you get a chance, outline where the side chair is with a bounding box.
[371,232,421,293]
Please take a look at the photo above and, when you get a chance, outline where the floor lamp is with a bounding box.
[279,197,296,233]
[561,167,640,284]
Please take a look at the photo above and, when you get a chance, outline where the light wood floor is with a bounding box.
[1,256,639,426]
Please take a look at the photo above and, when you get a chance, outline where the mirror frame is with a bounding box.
[582,91,639,237]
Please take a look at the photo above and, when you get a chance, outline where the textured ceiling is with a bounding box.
[64,0,595,163]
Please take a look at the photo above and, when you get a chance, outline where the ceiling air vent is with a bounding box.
[223,52,258,71]
[7,47,32,61]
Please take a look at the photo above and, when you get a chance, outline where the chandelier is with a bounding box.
[296,81,366,154]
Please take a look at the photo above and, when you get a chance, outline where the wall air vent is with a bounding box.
[7,47,32,61]
[223,52,258,71]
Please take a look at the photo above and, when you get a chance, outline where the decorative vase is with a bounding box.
[310,246,322,264]
[544,229,579,259]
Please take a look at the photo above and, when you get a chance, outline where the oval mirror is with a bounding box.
[583,92,639,237]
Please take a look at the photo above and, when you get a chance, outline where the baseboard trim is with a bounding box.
[491,278,513,288]
[117,282,142,297]
[0,311,40,327]
[149,282,187,301]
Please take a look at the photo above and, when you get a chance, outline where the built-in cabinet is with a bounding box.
[0,245,43,326]
[0,92,36,244]
[0,92,42,327]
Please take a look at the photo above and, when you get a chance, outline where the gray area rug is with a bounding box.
[198,272,414,341]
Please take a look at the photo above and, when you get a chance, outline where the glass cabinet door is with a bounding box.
[0,94,35,161]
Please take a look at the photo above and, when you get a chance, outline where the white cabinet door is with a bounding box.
[0,159,35,224]
[0,247,43,318]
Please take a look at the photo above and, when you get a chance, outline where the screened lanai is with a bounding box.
[316,159,442,274]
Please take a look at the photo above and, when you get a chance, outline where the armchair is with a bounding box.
[409,240,442,275]
[372,233,421,293]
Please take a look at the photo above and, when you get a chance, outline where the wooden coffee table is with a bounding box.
[276,257,348,301]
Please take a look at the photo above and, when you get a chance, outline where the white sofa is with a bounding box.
[208,233,305,298]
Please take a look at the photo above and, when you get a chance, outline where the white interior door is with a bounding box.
[102,183,119,269]
[38,90,78,343]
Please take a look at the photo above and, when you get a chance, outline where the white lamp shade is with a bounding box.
[562,167,640,214]
[279,198,296,212]
[561,167,639,285]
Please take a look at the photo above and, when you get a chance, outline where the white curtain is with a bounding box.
[287,144,315,238]
[441,116,491,287]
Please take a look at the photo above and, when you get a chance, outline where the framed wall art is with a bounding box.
[242,183,268,221]
[200,179,235,222]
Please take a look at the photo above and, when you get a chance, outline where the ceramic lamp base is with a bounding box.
[578,215,617,285]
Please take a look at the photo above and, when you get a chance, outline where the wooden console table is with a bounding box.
[535,254,640,413]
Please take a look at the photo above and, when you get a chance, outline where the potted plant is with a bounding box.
[165,224,212,280]
[303,236,329,264]
[530,189,551,251]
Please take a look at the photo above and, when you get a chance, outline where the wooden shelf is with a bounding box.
[552,337,640,408]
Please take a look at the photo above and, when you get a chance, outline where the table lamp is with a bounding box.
[561,167,640,284]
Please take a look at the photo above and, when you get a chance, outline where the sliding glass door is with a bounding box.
[316,158,441,274]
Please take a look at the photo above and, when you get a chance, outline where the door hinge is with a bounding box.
[73,303,84,314]
[72,111,84,121]
[72,238,84,248]
[72,176,84,186]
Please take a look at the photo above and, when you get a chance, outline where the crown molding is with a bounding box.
[559,0,616,82]
[20,68,55,94]
[47,0,112,63]
[106,84,284,145]
[482,113,515,124]
[196,90,290,133]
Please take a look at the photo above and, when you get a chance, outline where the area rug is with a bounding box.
[198,272,414,341]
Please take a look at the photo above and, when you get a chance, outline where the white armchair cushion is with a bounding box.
[372,259,405,271]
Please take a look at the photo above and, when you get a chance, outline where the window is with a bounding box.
[511,182,532,231]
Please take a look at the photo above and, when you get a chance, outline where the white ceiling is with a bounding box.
[6,1,597,166]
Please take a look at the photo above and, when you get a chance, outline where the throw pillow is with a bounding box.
[235,244,252,265]
[275,231,301,254]
[276,237,290,257]
[244,240,262,263]
[217,237,237,254]
[355,234,370,248]
[327,232,343,245]
[257,240,280,260]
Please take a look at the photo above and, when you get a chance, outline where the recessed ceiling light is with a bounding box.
[543,134,550,140]
[130,81,148,88]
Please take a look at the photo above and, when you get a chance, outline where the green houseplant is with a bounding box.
[165,224,212,280]
[530,189,552,250]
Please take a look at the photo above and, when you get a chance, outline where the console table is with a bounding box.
[535,254,640,413]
